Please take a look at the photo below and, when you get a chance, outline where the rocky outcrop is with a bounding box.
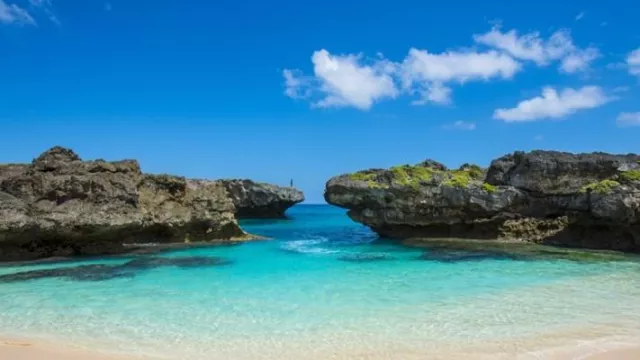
[325,151,640,252]
[0,147,303,261]
[221,179,304,218]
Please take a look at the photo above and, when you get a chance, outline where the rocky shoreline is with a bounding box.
[0,147,304,262]
[325,151,640,252]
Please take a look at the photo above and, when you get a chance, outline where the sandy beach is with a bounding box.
[3,338,640,360]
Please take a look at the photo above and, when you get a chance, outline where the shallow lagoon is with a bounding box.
[1,205,639,359]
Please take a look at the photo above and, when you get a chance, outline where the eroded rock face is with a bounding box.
[0,147,302,261]
[325,151,640,252]
[221,179,304,218]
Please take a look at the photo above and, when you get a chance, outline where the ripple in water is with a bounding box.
[1,204,640,359]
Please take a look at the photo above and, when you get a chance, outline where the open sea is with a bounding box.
[1,204,640,359]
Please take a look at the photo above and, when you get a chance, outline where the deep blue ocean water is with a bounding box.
[1,205,640,359]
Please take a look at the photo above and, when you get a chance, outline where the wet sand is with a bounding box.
[2,338,640,360]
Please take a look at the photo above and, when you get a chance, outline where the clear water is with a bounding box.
[1,205,640,359]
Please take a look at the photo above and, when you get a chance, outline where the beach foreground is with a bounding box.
[2,338,640,360]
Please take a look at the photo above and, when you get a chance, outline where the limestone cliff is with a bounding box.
[0,147,303,261]
[325,151,640,252]
[221,179,304,218]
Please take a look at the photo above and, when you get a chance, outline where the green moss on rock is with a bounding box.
[482,182,497,193]
[389,165,435,188]
[348,172,377,181]
[619,170,640,183]
[580,179,621,194]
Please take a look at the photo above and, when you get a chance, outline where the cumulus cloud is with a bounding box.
[628,48,640,76]
[616,112,640,127]
[283,50,399,110]
[282,26,603,110]
[0,0,35,25]
[401,48,520,83]
[493,86,609,122]
[284,47,520,109]
[442,121,476,131]
[473,26,599,73]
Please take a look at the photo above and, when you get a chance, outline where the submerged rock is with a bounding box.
[0,147,303,261]
[325,151,640,252]
[221,179,304,218]
[337,253,391,262]
[0,256,231,283]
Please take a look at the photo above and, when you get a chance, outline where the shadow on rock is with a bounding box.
[0,256,232,283]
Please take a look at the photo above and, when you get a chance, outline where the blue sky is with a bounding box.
[1,0,639,203]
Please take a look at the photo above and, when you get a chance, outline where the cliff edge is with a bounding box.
[325,151,640,252]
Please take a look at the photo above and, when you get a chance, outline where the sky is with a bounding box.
[1,0,639,203]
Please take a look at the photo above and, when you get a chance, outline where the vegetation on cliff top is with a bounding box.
[442,165,484,188]
[348,163,487,190]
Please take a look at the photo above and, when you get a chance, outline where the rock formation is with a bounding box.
[0,147,303,261]
[325,151,640,252]
[221,179,304,218]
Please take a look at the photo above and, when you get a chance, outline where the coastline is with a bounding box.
[3,335,640,360]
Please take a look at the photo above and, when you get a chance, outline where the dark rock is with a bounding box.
[221,179,304,218]
[325,151,640,252]
[0,146,304,262]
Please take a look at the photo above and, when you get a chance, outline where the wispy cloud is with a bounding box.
[575,12,585,21]
[494,86,610,122]
[442,121,476,131]
[473,26,600,73]
[0,0,36,25]
[616,112,640,127]
[104,2,112,11]
[534,135,544,141]
[29,0,59,25]
[627,48,640,76]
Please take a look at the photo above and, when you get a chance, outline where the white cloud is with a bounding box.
[575,12,585,21]
[402,48,520,84]
[282,26,602,110]
[627,48,640,76]
[443,121,476,131]
[284,48,520,109]
[616,112,640,127]
[494,86,609,122]
[412,82,452,105]
[0,0,35,25]
[283,50,398,110]
[282,69,311,99]
[473,26,599,72]
[560,47,600,73]
[312,50,398,109]
[400,48,520,105]
[473,27,548,64]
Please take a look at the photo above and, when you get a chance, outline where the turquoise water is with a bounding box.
[1,205,640,359]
